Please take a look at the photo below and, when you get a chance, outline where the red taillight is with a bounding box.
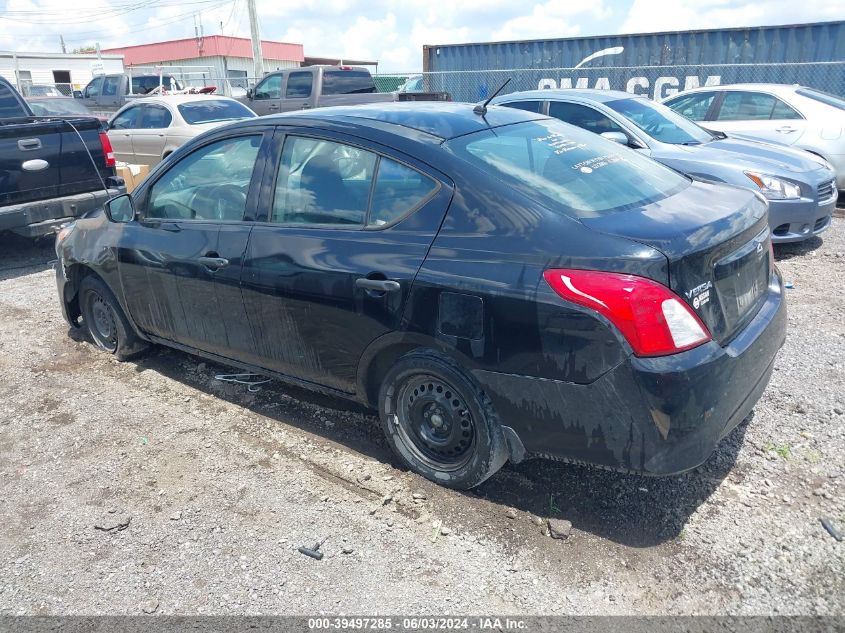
[99,131,115,168]
[543,269,712,357]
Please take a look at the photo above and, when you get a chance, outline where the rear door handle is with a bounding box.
[355,278,400,293]
[775,126,797,133]
[18,138,42,151]
[197,256,229,270]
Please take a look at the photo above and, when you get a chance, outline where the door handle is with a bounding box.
[18,138,42,151]
[775,126,797,133]
[301,103,311,109]
[268,104,279,110]
[197,256,229,270]
[355,278,400,293]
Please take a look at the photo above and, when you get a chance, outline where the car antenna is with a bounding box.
[473,78,512,116]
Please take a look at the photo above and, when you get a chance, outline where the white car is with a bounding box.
[663,84,845,190]
[107,95,257,167]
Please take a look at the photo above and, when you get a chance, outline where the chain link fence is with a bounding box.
[374,61,845,103]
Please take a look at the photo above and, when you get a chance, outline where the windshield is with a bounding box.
[28,98,92,116]
[445,118,689,218]
[607,98,714,145]
[795,88,845,112]
[322,70,376,95]
[177,99,256,125]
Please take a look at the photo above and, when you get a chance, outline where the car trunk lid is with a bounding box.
[580,180,772,344]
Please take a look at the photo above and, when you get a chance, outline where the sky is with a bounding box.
[0,0,842,72]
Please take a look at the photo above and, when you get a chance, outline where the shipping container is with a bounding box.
[420,21,845,101]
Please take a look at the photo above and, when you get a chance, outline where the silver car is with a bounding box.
[492,89,838,243]
[107,95,256,167]
[662,84,845,191]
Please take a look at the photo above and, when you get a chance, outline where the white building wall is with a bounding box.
[0,53,124,91]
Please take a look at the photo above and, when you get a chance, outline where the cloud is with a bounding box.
[491,0,612,42]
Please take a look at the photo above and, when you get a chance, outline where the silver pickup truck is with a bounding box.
[240,65,449,116]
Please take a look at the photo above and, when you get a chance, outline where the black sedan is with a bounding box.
[54,103,787,489]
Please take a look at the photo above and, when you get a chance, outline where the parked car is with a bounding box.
[397,75,423,92]
[492,89,837,243]
[662,83,845,191]
[77,73,186,114]
[27,96,104,121]
[106,95,256,167]
[55,103,786,489]
[240,65,449,116]
[0,77,122,238]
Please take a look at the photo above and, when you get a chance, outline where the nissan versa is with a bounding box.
[54,103,787,489]
[492,89,837,243]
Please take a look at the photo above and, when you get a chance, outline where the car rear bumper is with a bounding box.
[473,271,787,475]
[0,187,123,237]
[768,192,837,243]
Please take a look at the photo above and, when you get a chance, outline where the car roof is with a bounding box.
[263,102,548,140]
[493,89,640,104]
[665,83,803,97]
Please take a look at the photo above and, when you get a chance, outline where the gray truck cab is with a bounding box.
[79,74,184,114]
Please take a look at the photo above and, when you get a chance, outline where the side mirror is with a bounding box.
[105,194,135,223]
[73,90,83,99]
[246,87,254,100]
[601,131,629,145]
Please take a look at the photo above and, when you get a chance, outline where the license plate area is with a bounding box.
[713,228,770,335]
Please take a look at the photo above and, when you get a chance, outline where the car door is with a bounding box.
[99,75,122,111]
[279,70,314,112]
[710,90,807,145]
[239,129,453,393]
[107,104,143,163]
[117,131,269,357]
[250,73,283,115]
[80,76,103,110]
[130,104,172,167]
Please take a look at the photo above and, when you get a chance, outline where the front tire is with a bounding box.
[378,351,508,489]
[79,275,147,360]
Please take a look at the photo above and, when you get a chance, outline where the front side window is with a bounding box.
[445,119,689,218]
[549,101,626,135]
[664,92,716,121]
[140,104,172,129]
[110,105,142,129]
[272,137,376,225]
[606,97,713,145]
[285,72,313,98]
[85,77,103,98]
[254,75,281,100]
[146,135,261,221]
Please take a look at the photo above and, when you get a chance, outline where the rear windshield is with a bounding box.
[177,100,256,125]
[444,118,689,218]
[0,82,28,117]
[795,88,845,112]
[322,70,376,95]
[28,98,92,116]
[607,97,714,145]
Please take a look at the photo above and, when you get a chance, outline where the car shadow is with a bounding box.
[774,236,823,261]
[0,233,56,282]
[68,329,749,548]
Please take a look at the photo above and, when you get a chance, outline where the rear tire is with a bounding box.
[79,275,147,360]
[378,350,508,489]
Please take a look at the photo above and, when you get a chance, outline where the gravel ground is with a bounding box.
[0,220,843,616]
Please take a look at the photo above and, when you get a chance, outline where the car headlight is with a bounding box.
[744,172,802,200]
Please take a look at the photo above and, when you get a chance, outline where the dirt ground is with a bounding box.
[0,220,843,616]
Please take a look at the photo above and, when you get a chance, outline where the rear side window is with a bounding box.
[445,119,689,218]
[0,82,27,117]
[665,92,716,121]
[717,91,801,121]
[272,136,376,225]
[370,159,438,226]
[504,100,543,113]
[322,70,376,95]
[549,101,625,135]
[286,72,313,98]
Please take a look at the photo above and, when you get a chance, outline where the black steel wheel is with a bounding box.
[379,350,508,489]
[78,275,148,360]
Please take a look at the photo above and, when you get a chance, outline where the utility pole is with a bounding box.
[246,0,264,82]
[60,35,66,54]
